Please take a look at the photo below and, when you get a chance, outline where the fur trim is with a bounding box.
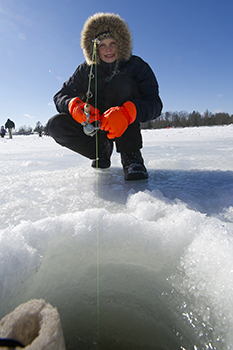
[81,13,132,65]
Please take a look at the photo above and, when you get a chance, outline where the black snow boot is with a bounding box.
[121,151,148,181]
[92,140,113,169]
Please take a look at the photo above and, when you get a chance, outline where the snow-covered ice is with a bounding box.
[1,125,233,349]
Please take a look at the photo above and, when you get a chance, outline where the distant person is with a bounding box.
[1,126,6,138]
[47,13,162,180]
[5,119,15,139]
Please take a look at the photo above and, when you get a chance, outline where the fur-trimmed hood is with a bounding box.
[81,13,132,65]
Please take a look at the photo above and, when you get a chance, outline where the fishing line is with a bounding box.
[84,39,101,345]
[87,39,100,345]
[93,41,100,346]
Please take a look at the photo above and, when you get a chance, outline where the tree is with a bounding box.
[17,125,33,135]
[179,111,188,127]
[202,110,212,126]
[172,113,181,128]
[187,111,202,127]
[215,113,230,125]
[34,121,44,133]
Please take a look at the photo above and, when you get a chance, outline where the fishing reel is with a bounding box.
[82,104,101,137]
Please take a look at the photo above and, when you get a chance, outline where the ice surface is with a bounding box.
[1,126,233,349]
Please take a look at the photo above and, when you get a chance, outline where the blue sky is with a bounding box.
[0,0,232,128]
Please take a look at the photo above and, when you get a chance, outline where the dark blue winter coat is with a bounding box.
[54,55,163,123]
[5,119,15,129]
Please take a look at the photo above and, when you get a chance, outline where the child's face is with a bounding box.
[98,38,118,63]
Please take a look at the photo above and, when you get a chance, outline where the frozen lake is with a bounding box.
[1,125,233,349]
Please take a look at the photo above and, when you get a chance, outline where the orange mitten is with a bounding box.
[100,101,137,139]
[68,97,100,124]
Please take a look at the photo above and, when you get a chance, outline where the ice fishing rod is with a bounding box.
[82,39,100,137]
[82,103,100,137]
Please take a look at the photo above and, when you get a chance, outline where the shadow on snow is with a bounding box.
[96,167,233,217]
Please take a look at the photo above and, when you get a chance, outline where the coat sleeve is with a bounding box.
[129,57,163,123]
[53,63,87,114]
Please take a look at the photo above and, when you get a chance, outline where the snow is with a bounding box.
[1,125,233,349]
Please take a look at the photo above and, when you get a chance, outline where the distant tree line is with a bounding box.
[16,121,48,135]
[141,110,233,129]
[14,110,233,135]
